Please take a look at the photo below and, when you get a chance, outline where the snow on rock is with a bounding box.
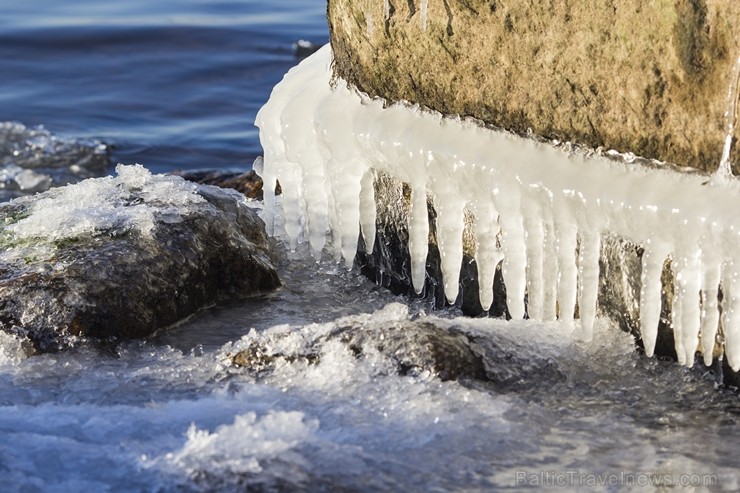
[0,165,281,351]
[256,44,740,371]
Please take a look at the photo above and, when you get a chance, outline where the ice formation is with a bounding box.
[717,54,740,179]
[3,164,204,243]
[256,45,740,371]
[420,0,428,31]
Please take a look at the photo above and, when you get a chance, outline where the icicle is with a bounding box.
[472,200,503,311]
[700,256,721,367]
[722,260,740,372]
[260,170,277,236]
[330,163,363,269]
[673,279,686,366]
[359,170,377,254]
[523,202,545,320]
[554,213,578,326]
[408,183,430,294]
[420,0,428,32]
[578,231,601,342]
[673,244,702,367]
[278,165,305,251]
[281,86,330,258]
[639,240,670,358]
[433,186,466,304]
[255,103,281,237]
[325,183,343,263]
[716,54,740,179]
[541,212,559,321]
[494,184,527,319]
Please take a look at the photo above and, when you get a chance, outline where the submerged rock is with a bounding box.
[231,318,487,382]
[0,164,281,351]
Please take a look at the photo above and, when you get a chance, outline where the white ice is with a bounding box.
[3,164,204,243]
[256,44,740,370]
[420,0,428,32]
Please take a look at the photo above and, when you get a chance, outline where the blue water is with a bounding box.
[0,0,327,172]
[2,2,740,492]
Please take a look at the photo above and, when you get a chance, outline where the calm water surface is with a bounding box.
[0,0,326,172]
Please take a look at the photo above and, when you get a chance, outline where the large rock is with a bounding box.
[0,165,281,351]
[329,0,740,172]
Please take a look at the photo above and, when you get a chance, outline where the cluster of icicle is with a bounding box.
[256,45,740,371]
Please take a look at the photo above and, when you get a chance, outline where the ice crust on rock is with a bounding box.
[3,164,205,243]
[256,45,740,371]
[0,121,109,200]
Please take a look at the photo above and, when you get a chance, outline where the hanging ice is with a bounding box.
[420,0,428,32]
[716,54,740,180]
[256,45,740,372]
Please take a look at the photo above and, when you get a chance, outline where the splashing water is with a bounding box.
[256,44,740,371]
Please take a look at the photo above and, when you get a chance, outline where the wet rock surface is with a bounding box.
[229,303,565,389]
[0,121,109,200]
[0,165,281,351]
[173,168,268,200]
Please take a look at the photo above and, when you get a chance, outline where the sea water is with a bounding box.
[1,2,739,492]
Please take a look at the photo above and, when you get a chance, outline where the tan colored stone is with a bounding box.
[329,0,740,172]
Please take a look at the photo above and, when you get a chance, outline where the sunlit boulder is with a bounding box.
[0,164,281,351]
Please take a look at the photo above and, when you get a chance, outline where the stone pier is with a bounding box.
[329,0,740,172]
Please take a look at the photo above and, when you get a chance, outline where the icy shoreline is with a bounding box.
[257,45,740,371]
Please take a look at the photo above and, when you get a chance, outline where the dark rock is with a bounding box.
[172,169,268,200]
[339,320,488,381]
[231,313,488,382]
[0,121,109,200]
[229,307,566,390]
[0,165,281,351]
[293,39,322,58]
